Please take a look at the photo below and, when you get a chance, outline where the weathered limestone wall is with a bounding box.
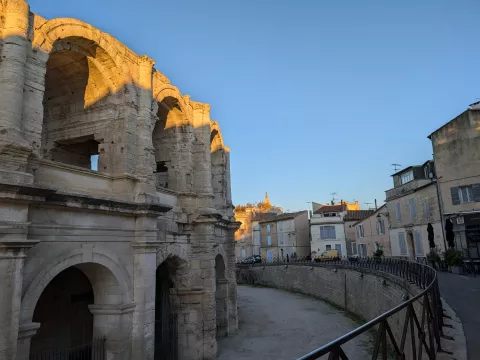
[0,1,238,360]
[236,265,423,349]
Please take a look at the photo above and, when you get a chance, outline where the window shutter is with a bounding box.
[472,184,480,203]
[450,187,460,205]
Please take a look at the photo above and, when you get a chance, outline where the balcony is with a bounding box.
[34,159,178,207]
[386,179,431,201]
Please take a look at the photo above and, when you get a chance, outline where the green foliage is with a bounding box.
[373,249,384,258]
[444,249,463,267]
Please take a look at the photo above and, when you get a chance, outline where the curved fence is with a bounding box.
[237,257,447,360]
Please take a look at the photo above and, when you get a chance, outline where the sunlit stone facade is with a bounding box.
[0,1,238,359]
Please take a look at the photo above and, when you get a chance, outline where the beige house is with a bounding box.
[259,211,310,261]
[234,193,282,260]
[429,103,480,258]
[353,206,391,257]
[0,2,238,360]
[385,161,445,259]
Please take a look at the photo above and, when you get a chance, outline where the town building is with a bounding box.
[234,193,282,260]
[259,211,310,261]
[344,210,376,256]
[0,2,238,359]
[385,161,445,259]
[429,102,480,258]
[310,203,373,258]
[353,205,391,257]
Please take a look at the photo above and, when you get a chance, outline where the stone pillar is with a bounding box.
[89,303,136,360]
[174,288,205,360]
[215,279,229,337]
[0,0,33,183]
[0,240,38,360]
[193,102,213,198]
[16,323,40,360]
[225,226,239,333]
[135,55,156,185]
[131,241,158,360]
[191,219,218,359]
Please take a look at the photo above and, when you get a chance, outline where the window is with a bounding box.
[398,232,407,255]
[335,244,342,257]
[326,245,332,250]
[375,242,380,251]
[451,184,480,205]
[423,200,429,217]
[414,231,424,256]
[400,170,413,185]
[409,198,416,218]
[357,224,364,238]
[267,235,271,246]
[377,219,385,235]
[395,202,402,222]
[324,212,337,217]
[320,225,336,239]
[267,224,271,233]
[241,247,246,258]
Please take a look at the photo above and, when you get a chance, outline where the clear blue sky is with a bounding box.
[30,0,480,212]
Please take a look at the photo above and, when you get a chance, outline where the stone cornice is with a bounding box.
[89,303,136,315]
[131,241,163,253]
[0,181,172,216]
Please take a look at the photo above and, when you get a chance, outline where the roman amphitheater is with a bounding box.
[0,1,238,359]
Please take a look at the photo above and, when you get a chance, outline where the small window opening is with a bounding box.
[53,135,99,170]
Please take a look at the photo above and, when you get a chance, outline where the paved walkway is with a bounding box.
[217,285,371,359]
[438,272,480,360]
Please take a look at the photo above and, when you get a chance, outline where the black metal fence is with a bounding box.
[30,337,105,360]
[239,257,447,360]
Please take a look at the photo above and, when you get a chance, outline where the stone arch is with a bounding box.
[37,23,132,173]
[33,18,132,89]
[152,90,195,191]
[20,247,133,359]
[21,247,132,324]
[210,121,225,153]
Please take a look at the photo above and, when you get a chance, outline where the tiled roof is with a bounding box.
[258,210,307,223]
[251,213,278,222]
[343,210,375,221]
[313,204,346,214]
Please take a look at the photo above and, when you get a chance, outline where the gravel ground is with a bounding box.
[217,285,372,359]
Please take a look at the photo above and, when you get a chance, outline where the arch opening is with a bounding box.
[152,97,191,190]
[30,266,94,357]
[41,37,120,173]
[154,258,182,360]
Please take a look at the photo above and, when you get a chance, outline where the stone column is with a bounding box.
[135,55,156,186]
[131,241,158,360]
[16,323,40,360]
[215,279,229,337]
[0,0,33,183]
[193,102,213,198]
[191,219,218,359]
[89,303,136,360]
[225,226,239,333]
[0,240,38,360]
[174,288,205,360]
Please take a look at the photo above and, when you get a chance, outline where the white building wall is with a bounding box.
[389,222,444,258]
[310,223,347,257]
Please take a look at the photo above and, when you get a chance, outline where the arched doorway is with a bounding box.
[215,254,229,337]
[30,267,94,358]
[152,97,193,191]
[154,261,178,360]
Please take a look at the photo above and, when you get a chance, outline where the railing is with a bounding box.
[239,257,447,360]
[30,337,106,360]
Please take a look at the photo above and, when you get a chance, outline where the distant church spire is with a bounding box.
[264,192,271,207]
